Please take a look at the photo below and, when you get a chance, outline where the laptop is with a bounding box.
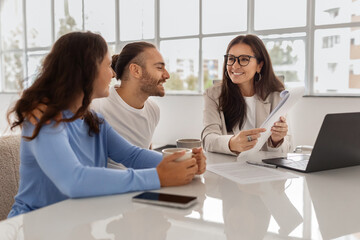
[262,112,360,173]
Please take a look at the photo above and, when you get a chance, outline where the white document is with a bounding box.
[241,86,304,157]
[207,162,299,184]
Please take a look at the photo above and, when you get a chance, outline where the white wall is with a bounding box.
[287,96,360,147]
[152,95,360,148]
[151,95,204,146]
[2,93,360,150]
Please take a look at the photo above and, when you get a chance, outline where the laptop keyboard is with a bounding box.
[284,159,309,169]
[263,154,310,171]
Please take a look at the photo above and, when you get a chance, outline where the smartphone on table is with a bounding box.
[132,191,197,209]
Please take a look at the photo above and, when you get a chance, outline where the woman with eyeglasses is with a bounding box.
[201,34,291,155]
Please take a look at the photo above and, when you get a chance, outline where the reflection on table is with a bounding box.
[0,151,360,239]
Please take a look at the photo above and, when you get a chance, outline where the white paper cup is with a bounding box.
[162,148,192,162]
[176,139,202,149]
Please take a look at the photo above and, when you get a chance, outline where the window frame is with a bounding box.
[1,0,360,96]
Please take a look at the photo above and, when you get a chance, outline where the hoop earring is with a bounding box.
[255,72,262,82]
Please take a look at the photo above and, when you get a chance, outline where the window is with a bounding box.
[315,28,359,94]
[160,0,199,38]
[26,51,48,88]
[315,0,360,25]
[328,63,338,73]
[84,0,116,42]
[1,0,360,95]
[1,0,24,92]
[119,0,154,41]
[26,0,52,48]
[54,0,82,39]
[322,35,341,48]
[161,39,199,92]
[202,0,247,34]
[263,35,306,89]
[254,0,307,30]
[202,36,236,88]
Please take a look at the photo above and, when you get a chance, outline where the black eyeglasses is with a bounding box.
[224,54,257,66]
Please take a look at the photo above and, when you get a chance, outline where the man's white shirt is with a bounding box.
[92,85,160,169]
[92,84,160,149]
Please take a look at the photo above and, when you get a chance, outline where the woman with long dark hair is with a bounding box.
[7,31,203,218]
[202,34,291,155]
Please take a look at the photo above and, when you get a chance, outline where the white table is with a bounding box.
[1,151,360,240]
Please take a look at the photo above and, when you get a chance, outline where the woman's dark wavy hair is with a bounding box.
[219,34,284,132]
[111,42,155,80]
[8,31,108,140]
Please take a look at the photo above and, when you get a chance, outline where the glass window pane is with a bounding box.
[84,0,115,42]
[1,0,24,50]
[160,39,199,91]
[26,0,51,48]
[315,0,360,25]
[160,0,199,38]
[55,0,82,39]
[314,28,360,94]
[120,0,154,41]
[26,51,47,88]
[2,52,24,91]
[254,0,306,30]
[263,36,306,89]
[107,44,118,87]
[108,44,116,56]
[202,0,247,34]
[202,36,236,89]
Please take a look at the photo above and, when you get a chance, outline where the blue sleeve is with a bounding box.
[104,121,163,169]
[25,121,161,198]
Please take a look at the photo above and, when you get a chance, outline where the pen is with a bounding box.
[246,161,277,169]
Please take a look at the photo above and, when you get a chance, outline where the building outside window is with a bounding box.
[0,0,360,95]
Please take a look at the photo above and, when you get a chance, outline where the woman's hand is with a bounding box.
[25,102,62,125]
[192,147,206,174]
[156,151,198,187]
[229,128,266,153]
[270,116,288,146]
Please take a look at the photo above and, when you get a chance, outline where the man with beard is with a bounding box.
[92,42,169,152]
[93,43,204,171]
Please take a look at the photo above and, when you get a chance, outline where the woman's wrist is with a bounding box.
[228,136,240,155]
[269,137,284,148]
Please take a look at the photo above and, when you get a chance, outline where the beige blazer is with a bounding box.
[201,83,292,155]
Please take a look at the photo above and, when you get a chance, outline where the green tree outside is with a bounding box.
[165,72,184,90]
[57,0,79,38]
[203,70,214,89]
[186,74,198,91]
[268,41,299,82]
[269,42,298,65]
[3,27,24,91]
[2,0,77,91]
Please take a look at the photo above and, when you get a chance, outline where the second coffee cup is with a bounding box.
[176,139,202,149]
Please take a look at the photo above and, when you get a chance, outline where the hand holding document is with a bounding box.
[241,86,304,158]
